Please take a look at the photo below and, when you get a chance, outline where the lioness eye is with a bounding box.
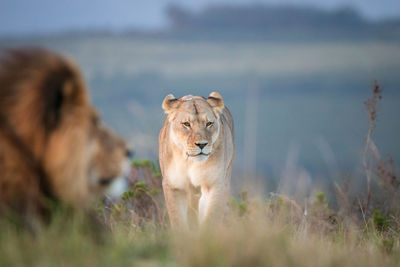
[182,122,190,128]
[206,121,214,127]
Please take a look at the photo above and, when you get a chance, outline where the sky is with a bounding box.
[1,0,400,36]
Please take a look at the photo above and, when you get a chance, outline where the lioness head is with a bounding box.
[0,48,131,214]
[162,92,224,162]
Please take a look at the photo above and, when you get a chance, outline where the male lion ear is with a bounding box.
[43,68,75,132]
[207,91,224,113]
[162,94,179,114]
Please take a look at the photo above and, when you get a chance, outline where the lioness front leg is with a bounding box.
[198,184,227,225]
[162,181,189,230]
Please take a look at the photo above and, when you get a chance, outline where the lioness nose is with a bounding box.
[195,142,208,149]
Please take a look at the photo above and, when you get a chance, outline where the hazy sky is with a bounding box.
[1,0,400,36]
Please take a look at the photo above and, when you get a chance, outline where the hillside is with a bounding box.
[164,4,400,41]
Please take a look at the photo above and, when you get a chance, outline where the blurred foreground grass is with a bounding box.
[0,181,399,267]
[1,157,399,267]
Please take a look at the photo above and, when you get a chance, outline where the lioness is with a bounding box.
[159,92,235,229]
[0,48,131,220]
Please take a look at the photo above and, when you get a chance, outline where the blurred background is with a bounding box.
[1,0,399,195]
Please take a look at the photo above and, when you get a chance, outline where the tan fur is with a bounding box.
[159,92,235,229]
[0,48,130,219]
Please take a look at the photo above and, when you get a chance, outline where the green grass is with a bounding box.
[0,187,399,267]
[0,144,398,267]
[1,38,399,266]
[1,159,399,266]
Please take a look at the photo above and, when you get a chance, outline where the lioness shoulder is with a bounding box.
[159,92,235,229]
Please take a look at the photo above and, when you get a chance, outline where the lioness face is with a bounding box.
[162,93,225,162]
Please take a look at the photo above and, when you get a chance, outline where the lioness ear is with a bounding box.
[207,91,224,114]
[162,94,179,114]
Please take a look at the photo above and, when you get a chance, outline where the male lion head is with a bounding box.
[0,48,131,216]
[162,92,224,162]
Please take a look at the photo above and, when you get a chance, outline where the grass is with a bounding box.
[0,79,399,266]
[0,189,399,266]
[1,162,399,266]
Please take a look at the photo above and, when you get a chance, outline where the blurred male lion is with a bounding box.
[0,48,131,220]
[159,92,235,229]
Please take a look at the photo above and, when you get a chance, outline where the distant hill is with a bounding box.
[164,4,400,41]
[3,4,399,42]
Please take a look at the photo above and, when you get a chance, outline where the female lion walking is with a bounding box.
[159,92,235,229]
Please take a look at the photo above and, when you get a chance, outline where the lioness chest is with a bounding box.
[166,155,225,190]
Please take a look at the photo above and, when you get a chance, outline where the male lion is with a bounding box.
[159,92,235,229]
[0,48,131,220]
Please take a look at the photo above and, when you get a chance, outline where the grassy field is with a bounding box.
[0,161,399,267]
[1,38,399,179]
[1,37,400,163]
[0,212,399,267]
[0,37,399,266]
[1,92,399,266]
